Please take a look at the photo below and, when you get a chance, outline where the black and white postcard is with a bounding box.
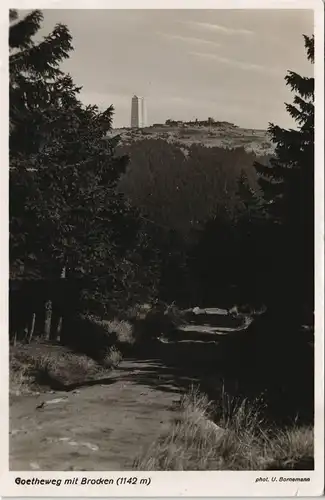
[1,0,324,496]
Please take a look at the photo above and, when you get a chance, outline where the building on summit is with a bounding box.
[131,95,146,128]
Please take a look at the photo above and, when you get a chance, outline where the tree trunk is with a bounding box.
[27,313,36,343]
[55,317,63,341]
[55,266,66,342]
[23,323,29,342]
[44,300,52,340]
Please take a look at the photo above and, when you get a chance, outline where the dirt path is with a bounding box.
[10,359,191,471]
[9,313,253,471]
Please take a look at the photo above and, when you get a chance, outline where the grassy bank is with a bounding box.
[9,341,123,395]
[134,386,314,471]
[9,304,166,395]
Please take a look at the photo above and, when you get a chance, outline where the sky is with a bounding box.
[37,9,313,130]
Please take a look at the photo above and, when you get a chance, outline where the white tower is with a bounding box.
[131,95,146,128]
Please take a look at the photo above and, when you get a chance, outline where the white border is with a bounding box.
[1,0,324,497]
[1,0,323,9]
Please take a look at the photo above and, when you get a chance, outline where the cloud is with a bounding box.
[159,32,221,48]
[184,21,254,37]
[189,51,281,75]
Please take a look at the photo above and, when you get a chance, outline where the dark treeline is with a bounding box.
[117,139,272,308]
[9,11,314,422]
[9,9,159,341]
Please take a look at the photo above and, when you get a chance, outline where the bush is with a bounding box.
[105,319,135,345]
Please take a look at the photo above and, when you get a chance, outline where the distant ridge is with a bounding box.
[110,121,274,156]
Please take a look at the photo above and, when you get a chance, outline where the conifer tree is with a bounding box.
[254,35,314,324]
[235,171,266,225]
[9,11,155,315]
[11,12,126,273]
[233,172,272,306]
[10,9,74,276]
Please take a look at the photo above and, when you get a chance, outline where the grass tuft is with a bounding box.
[101,346,123,369]
[134,386,313,471]
[9,342,113,393]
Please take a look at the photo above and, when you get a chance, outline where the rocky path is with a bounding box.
[9,359,192,471]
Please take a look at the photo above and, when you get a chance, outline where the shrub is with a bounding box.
[105,319,135,345]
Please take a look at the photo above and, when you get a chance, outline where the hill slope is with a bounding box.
[110,123,274,156]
